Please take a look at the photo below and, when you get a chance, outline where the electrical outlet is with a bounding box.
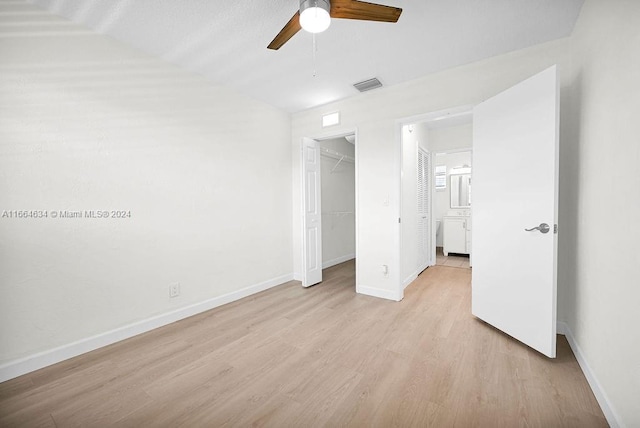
[169,283,180,298]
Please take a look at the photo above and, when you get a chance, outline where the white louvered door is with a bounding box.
[417,148,431,272]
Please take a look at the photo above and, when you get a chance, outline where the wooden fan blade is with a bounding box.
[330,0,402,22]
[268,11,302,50]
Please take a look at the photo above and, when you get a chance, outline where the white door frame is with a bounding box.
[301,127,359,288]
[394,106,474,300]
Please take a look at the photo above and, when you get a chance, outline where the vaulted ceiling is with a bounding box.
[29,0,584,112]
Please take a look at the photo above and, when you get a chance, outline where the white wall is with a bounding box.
[558,1,640,426]
[0,5,292,373]
[320,138,355,268]
[434,151,472,247]
[292,38,571,300]
[428,123,473,153]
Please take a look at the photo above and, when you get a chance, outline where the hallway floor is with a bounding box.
[436,246,471,268]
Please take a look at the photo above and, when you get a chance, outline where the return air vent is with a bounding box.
[353,77,383,92]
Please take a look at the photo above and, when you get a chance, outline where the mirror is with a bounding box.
[450,173,471,208]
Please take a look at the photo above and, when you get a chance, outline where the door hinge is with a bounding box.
[398,218,401,223]
[554,224,558,234]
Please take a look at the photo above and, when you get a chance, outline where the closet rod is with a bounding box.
[319,146,355,163]
[322,211,355,215]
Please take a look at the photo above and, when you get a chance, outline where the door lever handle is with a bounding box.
[525,223,550,234]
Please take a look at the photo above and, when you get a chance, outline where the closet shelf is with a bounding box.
[322,211,355,216]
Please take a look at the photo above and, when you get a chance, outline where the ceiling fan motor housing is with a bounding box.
[300,0,331,16]
[299,0,331,33]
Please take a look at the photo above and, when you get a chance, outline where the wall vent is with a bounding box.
[353,77,383,92]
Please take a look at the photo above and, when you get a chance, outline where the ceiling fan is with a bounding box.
[268,0,403,50]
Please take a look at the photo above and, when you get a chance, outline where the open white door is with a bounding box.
[302,138,322,287]
[472,66,559,358]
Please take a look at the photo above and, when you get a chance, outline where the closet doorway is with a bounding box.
[301,133,357,288]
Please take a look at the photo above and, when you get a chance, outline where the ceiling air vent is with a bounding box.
[353,77,383,92]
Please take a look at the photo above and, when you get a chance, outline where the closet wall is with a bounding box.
[320,138,356,268]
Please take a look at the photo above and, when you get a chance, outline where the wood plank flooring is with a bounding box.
[436,247,471,268]
[0,260,607,427]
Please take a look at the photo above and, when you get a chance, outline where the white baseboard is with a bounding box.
[557,321,622,428]
[402,272,418,290]
[402,263,431,290]
[0,273,294,383]
[322,254,355,269]
[356,284,402,301]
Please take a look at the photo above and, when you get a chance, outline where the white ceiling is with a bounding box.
[29,0,584,113]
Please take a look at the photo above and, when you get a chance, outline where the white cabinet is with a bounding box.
[443,216,471,256]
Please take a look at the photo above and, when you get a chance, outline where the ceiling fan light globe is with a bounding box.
[300,6,331,33]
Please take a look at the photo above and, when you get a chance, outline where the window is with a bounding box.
[435,165,447,190]
[322,111,340,127]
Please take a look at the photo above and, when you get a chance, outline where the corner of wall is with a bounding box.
[557,322,623,428]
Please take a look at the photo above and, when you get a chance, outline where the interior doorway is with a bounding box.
[301,132,357,288]
[319,136,356,270]
[399,108,473,289]
[399,126,434,289]
[396,66,560,358]
[434,148,472,268]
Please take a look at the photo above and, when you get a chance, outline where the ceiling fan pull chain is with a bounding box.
[312,32,317,77]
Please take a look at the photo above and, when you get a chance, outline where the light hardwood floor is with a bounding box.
[436,247,471,269]
[0,260,607,427]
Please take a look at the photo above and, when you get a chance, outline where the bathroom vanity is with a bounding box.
[443,214,471,256]
[444,169,472,256]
